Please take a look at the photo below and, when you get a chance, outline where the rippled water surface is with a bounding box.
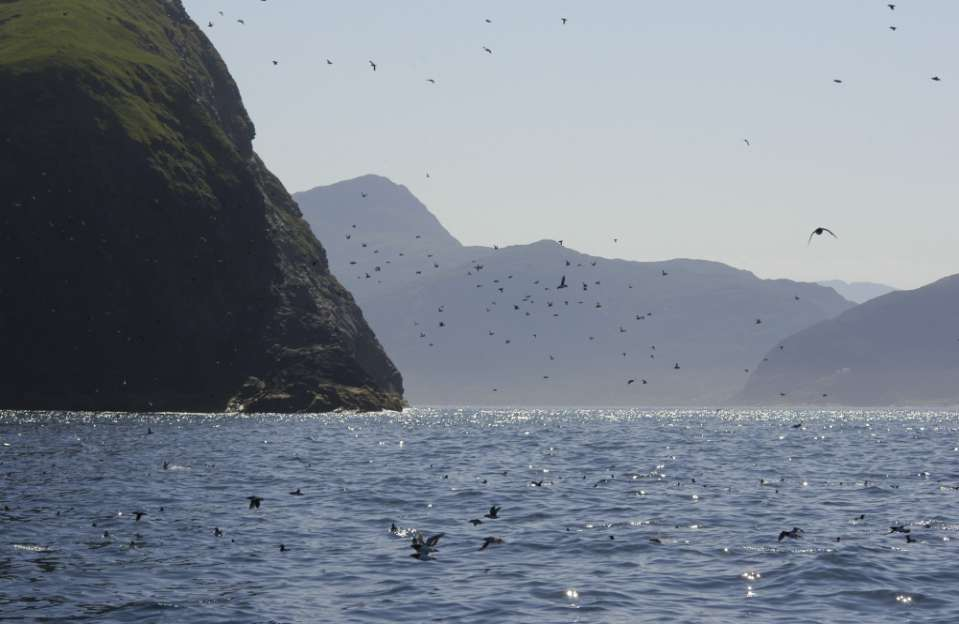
[2,408,959,623]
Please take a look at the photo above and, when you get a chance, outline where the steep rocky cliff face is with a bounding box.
[0,0,403,412]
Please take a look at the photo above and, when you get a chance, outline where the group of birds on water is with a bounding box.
[148,417,948,562]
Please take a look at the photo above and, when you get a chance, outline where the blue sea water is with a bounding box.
[2,408,958,623]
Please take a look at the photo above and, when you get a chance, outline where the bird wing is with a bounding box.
[807,231,816,245]
[426,533,444,547]
[822,228,838,238]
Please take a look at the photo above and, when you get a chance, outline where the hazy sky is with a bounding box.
[181,1,959,289]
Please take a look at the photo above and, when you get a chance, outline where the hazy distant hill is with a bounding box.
[297,176,854,406]
[818,280,896,304]
[295,175,488,300]
[739,275,959,407]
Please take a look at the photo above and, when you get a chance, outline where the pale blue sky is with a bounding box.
[182,1,959,289]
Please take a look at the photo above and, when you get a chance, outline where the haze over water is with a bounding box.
[3,408,959,623]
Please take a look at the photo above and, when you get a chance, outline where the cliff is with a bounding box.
[0,0,403,412]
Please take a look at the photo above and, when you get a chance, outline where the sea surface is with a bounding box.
[2,408,959,623]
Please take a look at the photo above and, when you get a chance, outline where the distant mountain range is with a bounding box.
[295,176,854,406]
[817,280,897,304]
[738,275,959,407]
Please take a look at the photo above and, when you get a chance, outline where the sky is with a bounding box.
[181,0,959,290]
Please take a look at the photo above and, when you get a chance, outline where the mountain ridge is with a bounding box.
[738,274,959,406]
[296,174,855,406]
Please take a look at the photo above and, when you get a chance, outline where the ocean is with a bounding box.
[2,408,958,623]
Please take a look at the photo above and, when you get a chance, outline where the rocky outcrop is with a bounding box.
[0,0,402,412]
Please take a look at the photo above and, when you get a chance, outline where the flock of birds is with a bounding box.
[205,2,938,88]
[200,0,942,401]
[334,205,841,396]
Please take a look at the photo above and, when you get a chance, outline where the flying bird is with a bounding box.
[557,275,568,289]
[833,79,843,84]
[807,227,838,245]
[561,17,568,25]
[480,536,505,550]
[744,138,751,147]
[410,532,444,560]
[369,60,377,71]
[484,505,501,519]
[931,76,941,82]
[778,527,804,542]
[483,47,493,54]
[247,496,263,509]
[427,78,437,84]
[888,3,895,9]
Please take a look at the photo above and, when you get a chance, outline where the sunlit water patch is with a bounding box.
[1,408,958,623]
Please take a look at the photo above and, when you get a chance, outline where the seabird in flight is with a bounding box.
[808,227,837,244]
[410,532,444,560]
[480,536,505,550]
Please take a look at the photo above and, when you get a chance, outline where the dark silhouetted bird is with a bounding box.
[410,532,444,560]
[480,536,505,550]
[484,505,501,519]
[369,60,377,71]
[778,527,803,541]
[247,496,263,509]
[808,227,838,244]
